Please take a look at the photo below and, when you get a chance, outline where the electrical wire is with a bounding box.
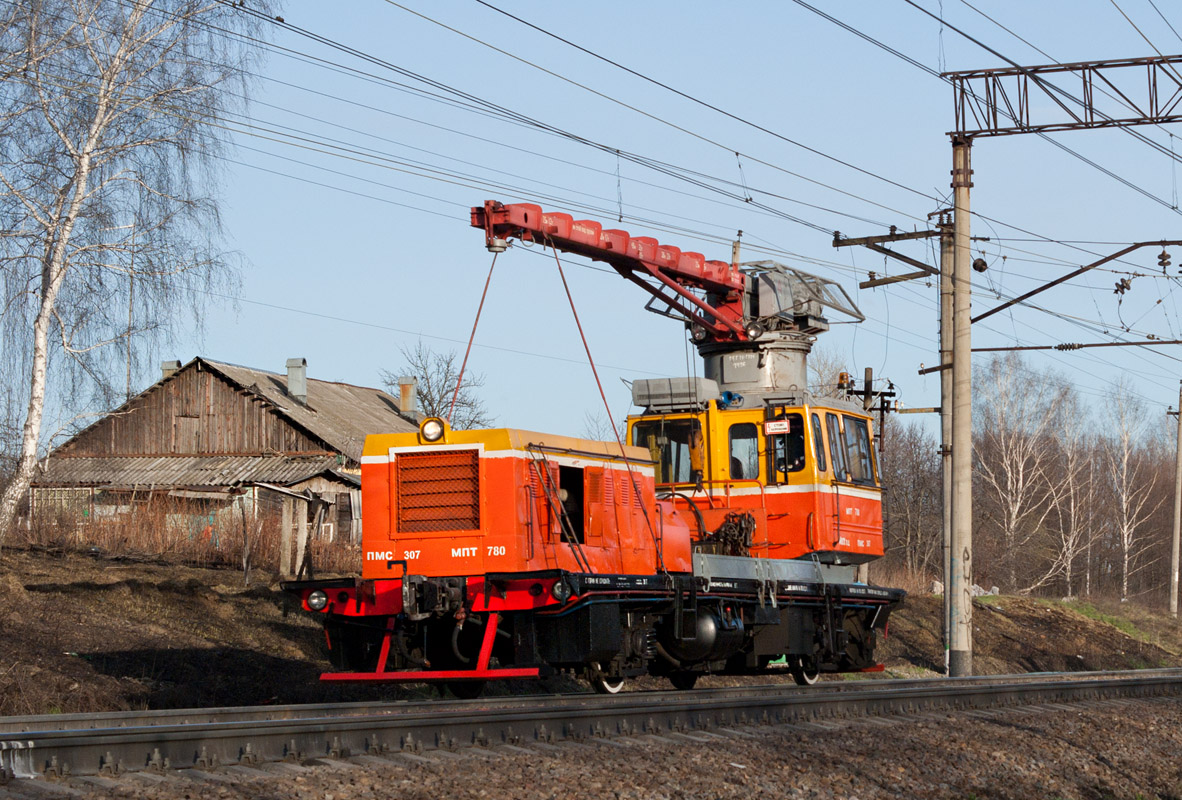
[29,49,1182,371]
[103,0,1182,279]
[1146,0,1182,44]
[18,0,1182,406]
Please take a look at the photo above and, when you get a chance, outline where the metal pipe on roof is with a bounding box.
[286,358,308,406]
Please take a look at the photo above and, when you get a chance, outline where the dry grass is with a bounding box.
[867,562,933,595]
[1059,595,1182,658]
[9,499,358,580]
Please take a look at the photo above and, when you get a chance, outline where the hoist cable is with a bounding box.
[448,250,498,424]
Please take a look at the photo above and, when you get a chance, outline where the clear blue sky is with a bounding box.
[168,1,1182,436]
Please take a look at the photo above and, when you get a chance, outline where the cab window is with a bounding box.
[769,413,806,482]
[843,415,877,485]
[729,423,759,481]
[810,413,827,472]
[631,418,703,485]
[825,413,848,480]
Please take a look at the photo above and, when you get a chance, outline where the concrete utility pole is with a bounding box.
[940,50,1182,671]
[949,137,973,677]
[1171,381,1182,617]
[938,214,954,672]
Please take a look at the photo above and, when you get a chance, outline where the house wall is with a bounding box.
[56,363,333,457]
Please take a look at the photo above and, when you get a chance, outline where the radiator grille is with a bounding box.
[396,449,480,532]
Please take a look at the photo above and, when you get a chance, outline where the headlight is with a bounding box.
[420,417,445,442]
[307,589,329,611]
[551,578,572,602]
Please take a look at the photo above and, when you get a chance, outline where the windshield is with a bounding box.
[631,418,703,485]
[842,415,877,485]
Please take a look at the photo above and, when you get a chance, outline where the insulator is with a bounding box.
[1159,249,1171,268]
[1054,343,1083,351]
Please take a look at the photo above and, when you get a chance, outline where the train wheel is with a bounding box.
[789,656,820,686]
[445,680,487,700]
[668,671,699,690]
[588,662,625,694]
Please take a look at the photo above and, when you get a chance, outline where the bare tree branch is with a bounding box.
[381,340,494,430]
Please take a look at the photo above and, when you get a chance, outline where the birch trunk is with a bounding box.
[0,1,266,545]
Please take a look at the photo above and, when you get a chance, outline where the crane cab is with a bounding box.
[626,378,883,564]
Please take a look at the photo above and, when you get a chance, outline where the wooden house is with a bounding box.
[31,357,418,572]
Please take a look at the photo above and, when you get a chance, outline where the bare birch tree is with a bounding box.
[1036,388,1094,597]
[973,354,1068,592]
[0,1,269,543]
[1105,378,1163,601]
[382,341,494,430]
[879,417,942,578]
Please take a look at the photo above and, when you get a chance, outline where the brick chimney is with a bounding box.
[286,358,307,406]
[161,360,182,380]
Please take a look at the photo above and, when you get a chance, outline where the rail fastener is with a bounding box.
[145,747,170,774]
[282,739,304,763]
[239,743,261,766]
[44,755,70,781]
[98,751,123,777]
[195,746,217,770]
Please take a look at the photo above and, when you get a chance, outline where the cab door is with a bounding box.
[819,412,883,561]
[760,408,811,557]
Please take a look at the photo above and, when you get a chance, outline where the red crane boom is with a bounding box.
[471,200,750,341]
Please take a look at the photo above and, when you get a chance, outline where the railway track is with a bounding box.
[2,669,1180,786]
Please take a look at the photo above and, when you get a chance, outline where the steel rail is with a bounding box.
[0,667,1173,734]
[3,670,1181,782]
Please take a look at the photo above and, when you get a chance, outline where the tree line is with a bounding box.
[879,352,1174,603]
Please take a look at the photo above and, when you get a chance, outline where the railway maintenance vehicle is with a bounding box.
[284,200,904,696]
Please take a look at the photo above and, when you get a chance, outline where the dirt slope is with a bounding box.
[2,548,1179,716]
[879,594,1179,677]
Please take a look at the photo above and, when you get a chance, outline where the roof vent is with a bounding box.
[161,360,182,380]
[286,358,308,406]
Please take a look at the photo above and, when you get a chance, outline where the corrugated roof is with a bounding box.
[200,359,416,461]
[34,454,358,490]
